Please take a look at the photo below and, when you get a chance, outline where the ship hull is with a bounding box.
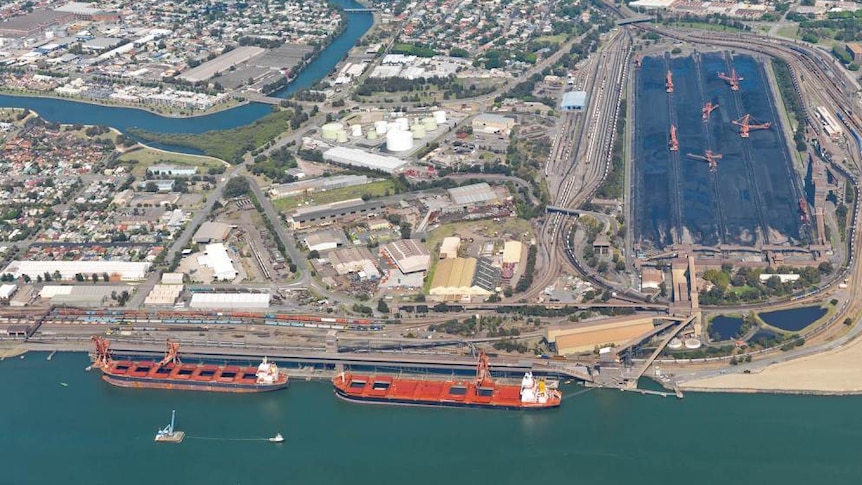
[334,387,560,410]
[102,373,289,393]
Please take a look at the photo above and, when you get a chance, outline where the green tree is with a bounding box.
[223,177,250,198]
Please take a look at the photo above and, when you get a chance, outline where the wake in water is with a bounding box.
[186,436,276,442]
[562,387,596,399]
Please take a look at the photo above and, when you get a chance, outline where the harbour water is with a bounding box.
[0,0,372,134]
[3,352,862,484]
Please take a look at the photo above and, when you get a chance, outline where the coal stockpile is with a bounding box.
[633,52,803,250]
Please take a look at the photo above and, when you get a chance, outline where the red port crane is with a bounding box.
[476,350,493,387]
[669,124,679,151]
[157,339,182,367]
[718,69,744,91]
[702,102,719,122]
[798,198,811,225]
[687,150,722,171]
[666,71,674,93]
[731,114,771,138]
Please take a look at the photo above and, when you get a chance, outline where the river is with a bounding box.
[2,352,861,484]
[0,0,373,134]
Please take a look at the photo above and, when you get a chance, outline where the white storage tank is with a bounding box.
[386,129,414,152]
[374,120,388,135]
[350,124,363,137]
[411,124,427,139]
[667,338,683,350]
[336,130,348,143]
[422,117,438,131]
[684,338,702,350]
[321,122,344,140]
[367,130,378,140]
[433,110,447,124]
[395,117,409,131]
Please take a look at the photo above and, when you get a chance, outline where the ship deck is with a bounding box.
[334,374,559,409]
[105,360,285,386]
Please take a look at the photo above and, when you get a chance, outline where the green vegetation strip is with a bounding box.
[128,109,295,164]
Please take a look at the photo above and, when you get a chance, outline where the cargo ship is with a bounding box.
[90,336,288,392]
[332,351,561,410]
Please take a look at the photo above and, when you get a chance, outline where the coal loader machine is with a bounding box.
[332,351,562,410]
[90,337,289,392]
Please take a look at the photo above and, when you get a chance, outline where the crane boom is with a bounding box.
[669,124,679,151]
[666,71,674,93]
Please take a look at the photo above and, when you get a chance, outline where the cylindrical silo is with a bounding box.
[422,116,438,131]
[396,117,409,131]
[374,121,388,135]
[336,130,348,143]
[433,110,447,124]
[411,124,426,139]
[367,130,378,140]
[321,122,343,140]
[350,124,362,137]
[386,129,414,152]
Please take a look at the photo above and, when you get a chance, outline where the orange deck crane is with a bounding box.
[718,69,743,91]
[702,102,719,122]
[731,114,771,138]
[686,150,722,171]
[669,124,679,151]
[157,339,182,367]
[666,70,674,93]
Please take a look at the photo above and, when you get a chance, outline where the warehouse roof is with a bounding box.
[561,91,588,108]
[0,284,16,299]
[430,257,476,291]
[197,243,237,280]
[3,261,149,280]
[502,241,522,264]
[193,221,232,244]
[323,147,408,174]
[144,284,183,306]
[189,293,270,307]
[439,237,460,259]
[472,257,501,292]
[382,239,431,274]
[178,46,266,82]
[447,183,498,205]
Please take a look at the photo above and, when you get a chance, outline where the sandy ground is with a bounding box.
[681,335,862,394]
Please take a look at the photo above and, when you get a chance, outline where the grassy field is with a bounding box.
[119,147,227,178]
[775,24,799,39]
[536,34,567,45]
[273,179,396,212]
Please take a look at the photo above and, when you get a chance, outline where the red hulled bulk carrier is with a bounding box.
[90,337,288,393]
[332,351,561,410]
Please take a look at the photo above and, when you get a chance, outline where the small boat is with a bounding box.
[269,433,284,443]
[60,382,68,387]
[155,410,185,443]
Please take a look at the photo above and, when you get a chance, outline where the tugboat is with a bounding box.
[332,351,562,410]
[91,337,289,393]
[154,410,185,443]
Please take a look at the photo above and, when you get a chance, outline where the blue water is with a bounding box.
[4,352,862,484]
[0,0,372,134]
[710,315,743,340]
[759,306,827,332]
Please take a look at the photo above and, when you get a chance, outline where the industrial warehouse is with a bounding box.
[1,261,150,281]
